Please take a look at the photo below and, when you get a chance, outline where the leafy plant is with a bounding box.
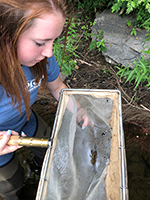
[53,18,79,76]
[141,18,150,29]
[134,4,150,28]
[111,0,150,14]
[81,21,95,41]
[131,28,137,37]
[115,17,150,89]
[102,67,111,75]
[134,95,139,102]
[72,0,113,16]
[69,0,150,29]
[115,54,150,89]
[89,30,107,52]
[126,20,132,27]
[111,0,150,28]
[53,18,101,76]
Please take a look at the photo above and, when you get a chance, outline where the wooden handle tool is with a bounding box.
[0,135,51,148]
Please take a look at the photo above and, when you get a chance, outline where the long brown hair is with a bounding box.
[0,0,70,120]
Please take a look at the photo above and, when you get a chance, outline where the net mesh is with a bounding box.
[45,93,114,200]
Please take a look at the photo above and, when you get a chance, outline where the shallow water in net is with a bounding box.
[46,94,114,200]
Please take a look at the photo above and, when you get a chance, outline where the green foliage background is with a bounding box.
[54,0,150,88]
[70,0,150,28]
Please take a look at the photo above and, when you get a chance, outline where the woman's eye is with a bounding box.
[35,42,45,47]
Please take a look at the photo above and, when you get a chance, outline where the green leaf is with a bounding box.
[134,73,143,88]
[125,68,136,83]
[138,59,147,73]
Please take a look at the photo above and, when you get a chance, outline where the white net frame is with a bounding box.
[36,89,128,200]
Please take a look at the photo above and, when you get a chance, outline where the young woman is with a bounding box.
[0,0,90,199]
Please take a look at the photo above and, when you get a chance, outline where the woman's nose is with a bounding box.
[41,44,53,58]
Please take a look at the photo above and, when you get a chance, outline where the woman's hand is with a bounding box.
[76,107,93,129]
[0,130,23,156]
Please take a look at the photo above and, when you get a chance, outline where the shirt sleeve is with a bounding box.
[46,55,60,82]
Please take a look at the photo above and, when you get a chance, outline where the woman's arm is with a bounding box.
[46,75,67,101]
[46,75,93,128]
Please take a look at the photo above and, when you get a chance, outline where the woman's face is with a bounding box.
[17,12,65,67]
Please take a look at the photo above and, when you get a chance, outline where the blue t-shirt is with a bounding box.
[0,55,60,166]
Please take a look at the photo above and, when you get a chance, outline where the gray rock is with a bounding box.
[92,9,150,66]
